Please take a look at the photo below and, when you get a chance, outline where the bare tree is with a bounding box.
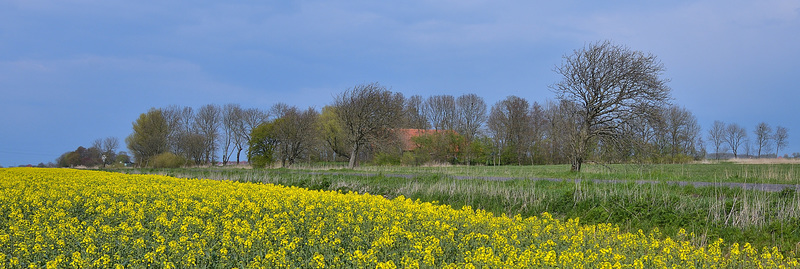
[334,82,404,168]
[774,126,788,157]
[744,138,753,158]
[272,106,319,167]
[753,122,772,158]
[723,123,747,158]
[550,40,671,171]
[455,93,487,143]
[487,96,533,165]
[708,121,727,159]
[235,108,269,164]
[194,104,221,165]
[402,95,430,129]
[542,100,580,164]
[658,105,701,161]
[221,104,245,165]
[527,102,548,164]
[425,95,457,131]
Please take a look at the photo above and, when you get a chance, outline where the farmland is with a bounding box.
[2,167,799,268]
[124,163,800,258]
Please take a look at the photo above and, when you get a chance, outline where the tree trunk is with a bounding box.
[348,143,360,168]
[571,156,582,172]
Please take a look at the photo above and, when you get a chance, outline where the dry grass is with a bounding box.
[727,158,800,165]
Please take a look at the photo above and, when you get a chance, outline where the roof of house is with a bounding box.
[394,128,452,151]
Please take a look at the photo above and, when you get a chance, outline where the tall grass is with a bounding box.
[354,163,800,185]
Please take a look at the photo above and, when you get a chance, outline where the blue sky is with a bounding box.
[2,0,799,166]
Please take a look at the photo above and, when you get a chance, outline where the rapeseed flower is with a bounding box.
[0,168,796,268]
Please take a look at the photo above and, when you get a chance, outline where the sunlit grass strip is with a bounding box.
[0,168,797,268]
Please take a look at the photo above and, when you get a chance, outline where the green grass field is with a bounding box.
[115,163,800,257]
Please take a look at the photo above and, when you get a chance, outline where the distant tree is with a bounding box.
[774,126,788,157]
[425,95,457,131]
[126,108,169,166]
[248,122,278,168]
[743,138,753,158]
[488,96,533,165]
[176,132,207,165]
[272,106,319,167]
[753,122,773,158]
[194,104,221,164]
[92,136,120,166]
[221,104,244,165]
[318,106,351,160]
[527,102,548,164]
[334,82,404,168]
[707,121,727,160]
[455,93,487,143]
[411,131,466,164]
[238,108,269,164]
[161,105,190,154]
[103,137,119,154]
[656,105,701,162]
[116,151,131,165]
[550,40,671,171]
[402,95,430,129]
[723,123,747,158]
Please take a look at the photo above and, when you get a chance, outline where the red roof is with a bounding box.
[394,129,451,151]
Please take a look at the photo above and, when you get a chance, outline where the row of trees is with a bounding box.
[56,137,130,167]
[125,104,269,167]
[122,41,789,171]
[707,121,789,159]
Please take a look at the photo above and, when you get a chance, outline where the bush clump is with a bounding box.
[150,152,186,168]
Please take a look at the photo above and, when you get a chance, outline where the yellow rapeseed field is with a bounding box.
[0,167,797,268]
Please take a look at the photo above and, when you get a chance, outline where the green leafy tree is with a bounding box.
[125,108,169,167]
[317,106,351,160]
[248,122,278,168]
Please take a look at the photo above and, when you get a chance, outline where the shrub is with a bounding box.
[150,152,186,168]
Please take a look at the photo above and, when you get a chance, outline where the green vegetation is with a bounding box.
[351,162,800,185]
[115,164,800,257]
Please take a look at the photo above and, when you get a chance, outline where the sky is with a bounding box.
[1,0,799,166]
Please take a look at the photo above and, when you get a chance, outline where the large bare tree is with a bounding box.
[550,40,671,171]
[334,82,404,168]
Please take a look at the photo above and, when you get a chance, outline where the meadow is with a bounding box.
[2,167,799,268]
[354,162,800,185]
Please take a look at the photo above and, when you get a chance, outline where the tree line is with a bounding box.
[110,41,793,171]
